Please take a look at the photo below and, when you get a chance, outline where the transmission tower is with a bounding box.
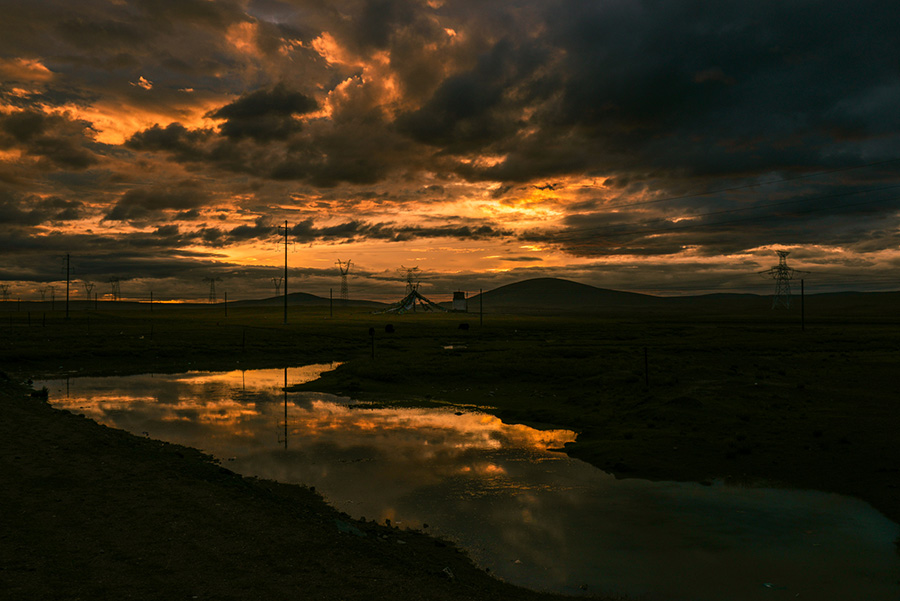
[82,281,94,299]
[39,287,47,301]
[108,277,121,301]
[759,251,807,309]
[0,284,9,302]
[336,259,351,303]
[203,277,222,303]
[400,265,420,294]
[272,276,283,297]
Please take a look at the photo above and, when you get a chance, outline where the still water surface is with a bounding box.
[38,366,899,600]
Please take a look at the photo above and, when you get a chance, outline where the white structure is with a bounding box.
[452,290,468,312]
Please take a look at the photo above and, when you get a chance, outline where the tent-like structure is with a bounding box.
[378,288,447,314]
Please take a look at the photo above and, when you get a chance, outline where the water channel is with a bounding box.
[38,366,900,600]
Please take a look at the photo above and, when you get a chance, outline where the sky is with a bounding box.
[1,0,899,303]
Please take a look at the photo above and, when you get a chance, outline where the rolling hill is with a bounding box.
[231,292,387,308]
[463,277,663,311]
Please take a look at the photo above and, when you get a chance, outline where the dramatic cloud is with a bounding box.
[0,0,898,300]
[208,84,318,141]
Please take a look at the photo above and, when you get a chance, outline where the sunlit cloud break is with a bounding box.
[1,0,899,301]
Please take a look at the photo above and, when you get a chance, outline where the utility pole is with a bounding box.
[759,250,808,309]
[203,277,221,303]
[65,254,70,319]
[336,259,351,304]
[83,281,94,311]
[283,220,288,325]
[108,277,120,301]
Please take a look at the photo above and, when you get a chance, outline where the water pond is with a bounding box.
[38,366,900,601]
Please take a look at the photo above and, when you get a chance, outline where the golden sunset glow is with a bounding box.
[1,1,898,302]
[42,368,576,462]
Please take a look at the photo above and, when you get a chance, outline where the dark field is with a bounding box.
[2,297,898,599]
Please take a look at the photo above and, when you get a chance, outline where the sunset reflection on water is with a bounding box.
[39,366,577,499]
[37,367,900,601]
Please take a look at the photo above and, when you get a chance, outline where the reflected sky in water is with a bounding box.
[38,368,900,601]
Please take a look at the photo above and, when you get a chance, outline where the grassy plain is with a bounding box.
[2,298,898,598]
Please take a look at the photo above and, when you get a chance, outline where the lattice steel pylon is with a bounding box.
[336,259,351,303]
[759,251,807,309]
[108,277,120,301]
[203,277,222,303]
[272,276,283,297]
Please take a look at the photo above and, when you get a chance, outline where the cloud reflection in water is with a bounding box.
[38,367,900,601]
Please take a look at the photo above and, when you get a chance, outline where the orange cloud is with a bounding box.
[0,57,54,83]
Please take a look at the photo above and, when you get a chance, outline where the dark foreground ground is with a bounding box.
[0,375,575,601]
[1,301,899,599]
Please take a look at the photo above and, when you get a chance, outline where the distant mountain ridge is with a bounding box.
[231,292,387,308]
[459,278,900,315]
[466,277,662,310]
[232,277,898,315]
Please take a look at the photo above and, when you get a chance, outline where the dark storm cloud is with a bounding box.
[380,0,900,191]
[355,0,416,50]
[396,38,554,153]
[104,184,211,224]
[0,110,99,170]
[125,123,213,159]
[288,218,511,243]
[208,84,318,141]
[531,176,900,258]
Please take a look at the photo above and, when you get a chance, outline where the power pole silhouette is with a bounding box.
[336,259,351,304]
[279,220,290,325]
[759,251,808,309]
[108,277,121,301]
[0,284,9,302]
[82,281,94,308]
[272,276,283,297]
[65,254,70,318]
[203,277,222,303]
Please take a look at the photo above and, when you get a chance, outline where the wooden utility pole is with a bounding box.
[283,220,288,325]
[65,254,70,319]
[479,288,483,326]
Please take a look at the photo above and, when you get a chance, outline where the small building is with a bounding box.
[452,290,468,312]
